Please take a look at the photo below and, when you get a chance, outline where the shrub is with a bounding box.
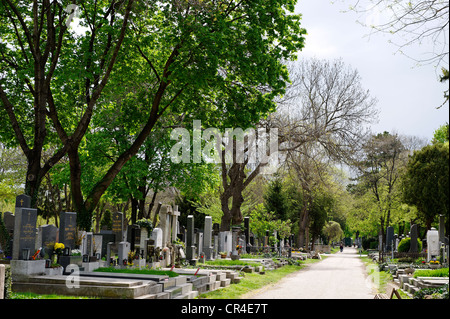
[413,268,449,278]
[413,284,449,299]
[397,237,422,253]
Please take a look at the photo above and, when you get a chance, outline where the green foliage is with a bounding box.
[397,237,422,253]
[322,221,344,243]
[413,268,449,278]
[100,210,113,230]
[402,142,449,228]
[432,123,449,144]
[413,284,449,299]
[136,218,154,235]
[0,214,11,256]
[248,203,292,241]
[264,175,288,220]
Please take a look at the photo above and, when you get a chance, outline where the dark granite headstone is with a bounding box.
[59,212,77,249]
[111,212,124,243]
[244,217,250,253]
[40,224,58,257]
[12,208,38,260]
[15,194,31,209]
[186,215,195,260]
[386,226,394,252]
[409,224,418,253]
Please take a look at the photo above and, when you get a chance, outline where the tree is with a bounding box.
[323,221,344,244]
[347,0,449,67]
[350,132,410,247]
[218,58,378,231]
[248,203,292,245]
[402,142,449,230]
[67,0,307,230]
[432,123,449,144]
[0,0,135,209]
[264,174,288,221]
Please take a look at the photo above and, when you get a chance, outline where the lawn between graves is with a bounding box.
[359,256,398,297]
[197,258,322,299]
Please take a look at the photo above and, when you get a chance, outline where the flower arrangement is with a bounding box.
[136,218,153,234]
[54,243,65,255]
[430,260,440,264]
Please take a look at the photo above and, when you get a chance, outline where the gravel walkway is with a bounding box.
[244,247,376,299]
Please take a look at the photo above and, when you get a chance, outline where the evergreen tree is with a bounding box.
[264,175,288,220]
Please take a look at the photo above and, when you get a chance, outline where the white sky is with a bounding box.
[295,0,449,143]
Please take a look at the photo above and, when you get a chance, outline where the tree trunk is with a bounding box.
[297,195,310,249]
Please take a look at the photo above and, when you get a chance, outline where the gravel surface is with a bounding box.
[244,247,376,299]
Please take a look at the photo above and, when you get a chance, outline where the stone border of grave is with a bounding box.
[392,268,449,298]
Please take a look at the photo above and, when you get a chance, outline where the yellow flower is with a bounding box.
[54,243,65,250]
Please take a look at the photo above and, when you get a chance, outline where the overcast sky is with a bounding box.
[294,0,449,143]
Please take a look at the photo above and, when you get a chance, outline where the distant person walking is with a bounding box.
[340,243,344,252]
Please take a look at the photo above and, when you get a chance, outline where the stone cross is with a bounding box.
[171,205,180,243]
[159,205,172,247]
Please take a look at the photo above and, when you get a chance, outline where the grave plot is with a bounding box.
[3,195,307,299]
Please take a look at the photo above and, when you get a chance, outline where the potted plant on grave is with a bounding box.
[236,245,243,255]
[53,242,65,265]
[429,259,440,269]
[219,251,227,259]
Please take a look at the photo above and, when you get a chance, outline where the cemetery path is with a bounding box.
[244,247,375,299]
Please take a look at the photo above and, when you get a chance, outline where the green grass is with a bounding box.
[413,268,449,278]
[201,259,262,267]
[198,258,321,299]
[360,256,393,294]
[94,266,180,277]
[11,292,94,299]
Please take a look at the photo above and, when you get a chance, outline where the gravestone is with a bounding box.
[385,226,394,252]
[409,224,418,253]
[219,231,232,255]
[150,228,163,248]
[186,215,196,261]
[12,195,38,260]
[426,228,440,261]
[15,194,31,210]
[111,212,124,243]
[93,234,102,258]
[203,216,213,260]
[118,241,130,266]
[2,212,15,236]
[82,232,94,257]
[244,217,250,253]
[97,231,114,257]
[159,205,172,247]
[59,212,77,250]
[197,231,203,257]
[213,223,220,259]
[439,215,445,243]
[127,224,140,252]
[231,226,240,260]
[39,224,58,258]
[171,205,180,243]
